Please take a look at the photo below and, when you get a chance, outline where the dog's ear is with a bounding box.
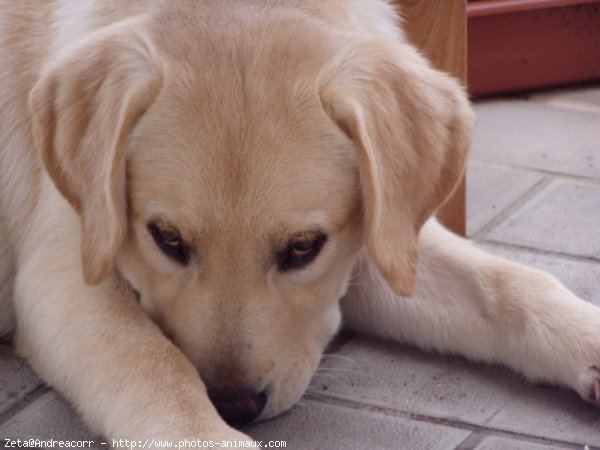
[29,24,163,285]
[320,38,474,296]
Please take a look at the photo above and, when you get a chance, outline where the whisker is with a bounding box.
[314,371,335,379]
[322,354,358,365]
[314,367,361,375]
[316,366,360,372]
[347,271,371,287]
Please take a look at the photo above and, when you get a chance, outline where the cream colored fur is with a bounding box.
[0,0,598,445]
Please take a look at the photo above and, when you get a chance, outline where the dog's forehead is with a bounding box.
[126,9,359,233]
[127,90,359,234]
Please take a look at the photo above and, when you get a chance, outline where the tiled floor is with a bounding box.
[1,86,599,449]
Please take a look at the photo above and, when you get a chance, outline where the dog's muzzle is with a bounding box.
[207,387,267,426]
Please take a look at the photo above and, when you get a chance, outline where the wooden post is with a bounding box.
[394,0,468,236]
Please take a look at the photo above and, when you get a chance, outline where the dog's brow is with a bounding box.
[290,211,330,230]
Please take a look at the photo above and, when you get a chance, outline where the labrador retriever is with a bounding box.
[0,0,598,444]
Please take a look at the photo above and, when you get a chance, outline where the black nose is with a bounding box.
[207,387,267,426]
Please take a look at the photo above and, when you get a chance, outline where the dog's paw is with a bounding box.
[209,428,259,446]
[576,365,600,406]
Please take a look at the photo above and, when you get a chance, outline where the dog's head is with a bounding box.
[29,7,473,426]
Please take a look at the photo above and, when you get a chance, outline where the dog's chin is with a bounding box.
[255,309,342,421]
[239,345,334,424]
[256,370,315,422]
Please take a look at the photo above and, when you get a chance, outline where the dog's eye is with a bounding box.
[278,232,327,272]
[147,222,189,264]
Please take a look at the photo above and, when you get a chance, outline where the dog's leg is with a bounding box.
[13,205,254,442]
[342,218,600,405]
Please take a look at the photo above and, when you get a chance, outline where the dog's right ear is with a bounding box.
[319,38,474,296]
[29,23,163,285]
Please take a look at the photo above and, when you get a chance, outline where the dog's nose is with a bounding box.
[207,387,267,426]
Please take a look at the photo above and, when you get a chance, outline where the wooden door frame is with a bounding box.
[394,0,468,235]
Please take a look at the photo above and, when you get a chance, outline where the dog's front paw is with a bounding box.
[209,428,259,446]
[564,319,600,407]
[527,296,600,408]
[576,365,600,406]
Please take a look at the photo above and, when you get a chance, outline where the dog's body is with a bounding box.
[1,0,599,444]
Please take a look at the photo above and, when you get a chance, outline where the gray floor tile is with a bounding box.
[466,160,544,236]
[558,139,600,181]
[0,344,42,415]
[307,337,600,445]
[485,387,600,447]
[0,390,103,448]
[476,243,600,307]
[484,179,600,259]
[473,436,574,450]
[471,101,600,179]
[307,337,522,426]
[244,399,471,450]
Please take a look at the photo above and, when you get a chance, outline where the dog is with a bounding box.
[0,0,599,445]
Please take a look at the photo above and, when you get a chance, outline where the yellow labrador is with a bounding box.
[0,0,598,444]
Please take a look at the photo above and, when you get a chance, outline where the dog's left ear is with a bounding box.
[29,24,163,284]
[320,38,474,296]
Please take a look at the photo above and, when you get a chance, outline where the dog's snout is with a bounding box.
[207,387,267,426]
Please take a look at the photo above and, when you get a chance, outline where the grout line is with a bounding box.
[452,431,485,450]
[473,240,600,265]
[303,394,595,450]
[468,158,600,187]
[469,176,553,240]
[472,86,600,115]
[531,100,600,114]
[527,97,600,115]
[0,384,50,427]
